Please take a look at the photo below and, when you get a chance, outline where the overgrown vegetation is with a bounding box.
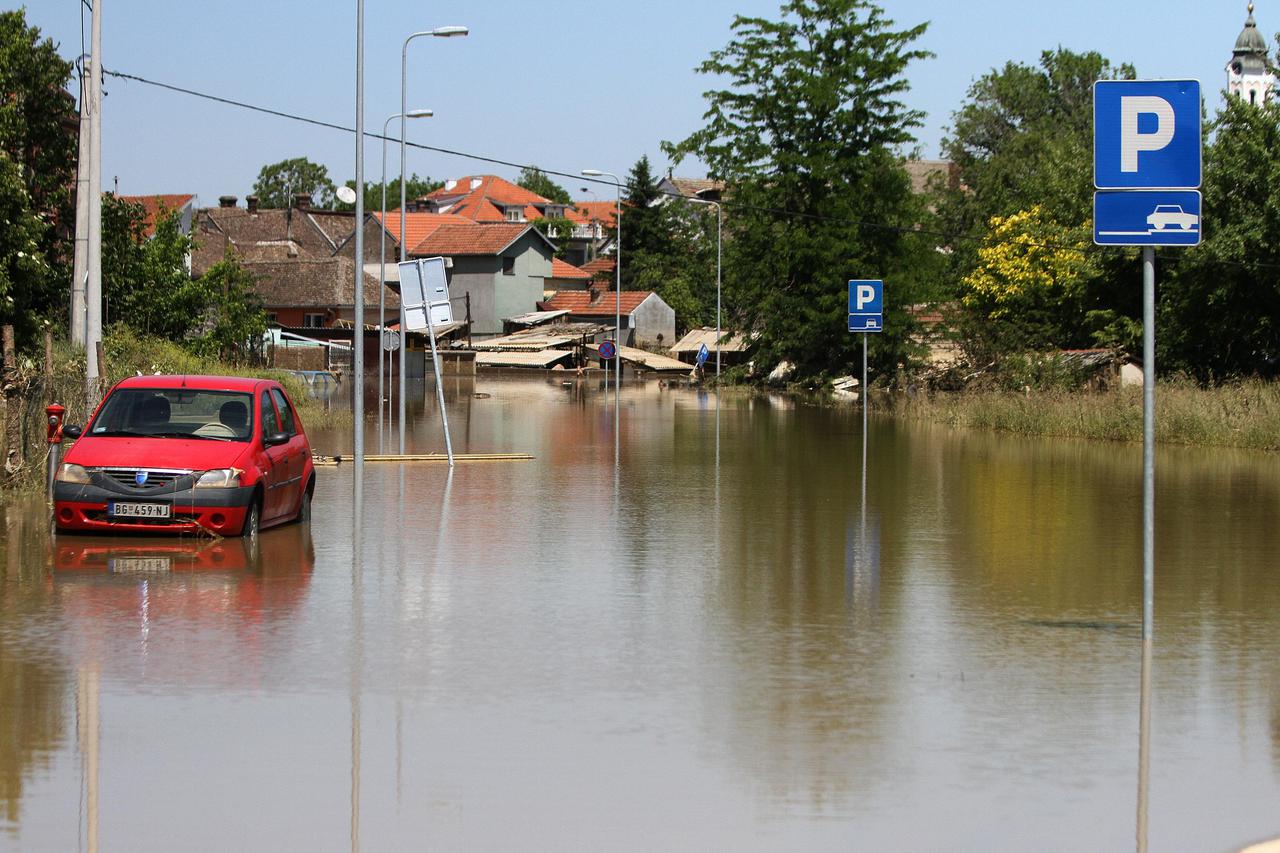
[893,380,1280,450]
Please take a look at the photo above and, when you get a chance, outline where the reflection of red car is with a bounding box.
[52,525,315,577]
[53,375,314,538]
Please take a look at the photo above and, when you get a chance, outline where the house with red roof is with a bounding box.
[117,194,196,238]
[542,289,675,348]
[407,220,558,339]
[414,174,615,267]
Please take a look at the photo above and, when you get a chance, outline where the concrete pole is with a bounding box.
[85,0,103,407]
[353,0,365,501]
[71,57,90,349]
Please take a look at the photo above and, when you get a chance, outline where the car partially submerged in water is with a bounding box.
[54,375,314,537]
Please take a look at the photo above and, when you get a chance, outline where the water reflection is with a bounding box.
[1,386,1279,850]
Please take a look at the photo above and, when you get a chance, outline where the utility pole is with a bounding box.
[71,56,90,349]
[84,0,103,407]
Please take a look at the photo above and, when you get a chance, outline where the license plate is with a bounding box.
[109,557,172,574]
[108,502,172,519]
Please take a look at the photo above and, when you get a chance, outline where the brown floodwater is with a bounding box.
[2,378,1278,851]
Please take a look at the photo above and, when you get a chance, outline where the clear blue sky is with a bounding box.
[25,0,1257,206]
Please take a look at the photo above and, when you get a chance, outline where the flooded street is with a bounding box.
[2,378,1279,851]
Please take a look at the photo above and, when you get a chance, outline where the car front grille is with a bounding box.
[98,468,192,491]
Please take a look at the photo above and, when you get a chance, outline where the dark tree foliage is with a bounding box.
[940,49,1134,240]
[1161,96,1280,379]
[252,157,336,209]
[665,0,933,378]
[0,10,77,341]
[937,48,1140,361]
[517,166,571,204]
[101,197,265,358]
[619,155,668,275]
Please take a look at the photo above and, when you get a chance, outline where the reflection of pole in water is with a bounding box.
[1136,245,1156,853]
[350,512,364,852]
[1136,638,1151,853]
[846,398,879,611]
[77,666,99,853]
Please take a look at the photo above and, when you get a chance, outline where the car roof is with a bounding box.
[113,374,273,392]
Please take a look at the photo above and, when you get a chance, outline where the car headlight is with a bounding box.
[195,468,242,488]
[55,463,93,484]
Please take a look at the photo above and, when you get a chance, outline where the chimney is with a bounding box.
[246,195,259,214]
[218,195,237,208]
[444,179,457,192]
[470,177,483,191]
[294,192,312,211]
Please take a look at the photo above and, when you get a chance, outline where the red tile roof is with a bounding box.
[565,201,617,227]
[411,222,532,256]
[373,211,471,249]
[550,259,591,280]
[543,290,654,316]
[117,194,195,237]
[581,257,616,278]
[424,175,556,223]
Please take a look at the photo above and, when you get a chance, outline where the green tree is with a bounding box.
[1161,95,1280,379]
[102,196,207,339]
[665,0,933,378]
[937,49,1139,370]
[516,166,571,204]
[0,10,77,341]
[335,174,443,213]
[940,50,1134,240]
[0,151,52,340]
[618,155,671,284]
[252,157,336,208]
[190,254,267,362]
[957,206,1102,363]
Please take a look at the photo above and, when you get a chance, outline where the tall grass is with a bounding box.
[892,379,1280,450]
[3,329,346,496]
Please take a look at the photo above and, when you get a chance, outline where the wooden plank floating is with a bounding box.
[316,453,534,465]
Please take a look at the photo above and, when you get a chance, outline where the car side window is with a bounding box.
[270,389,297,437]
[260,391,279,438]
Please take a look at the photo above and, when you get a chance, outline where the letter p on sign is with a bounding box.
[1094,80,1200,190]
[856,284,876,310]
[1121,96,1175,173]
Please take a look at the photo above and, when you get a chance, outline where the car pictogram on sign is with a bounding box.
[1146,204,1198,231]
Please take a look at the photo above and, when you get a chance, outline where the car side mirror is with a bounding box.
[63,424,83,439]
[264,431,290,447]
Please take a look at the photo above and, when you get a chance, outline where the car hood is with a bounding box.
[65,436,251,471]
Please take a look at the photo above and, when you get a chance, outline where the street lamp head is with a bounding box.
[405,109,434,118]
[581,169,604,177]
[431,25,469,37]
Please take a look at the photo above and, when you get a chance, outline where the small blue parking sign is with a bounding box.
[848,280,883,334]
[1094,80,1201,190]
[1095,190,1201,246]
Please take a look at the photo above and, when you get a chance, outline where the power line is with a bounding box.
[98,67,1280,276]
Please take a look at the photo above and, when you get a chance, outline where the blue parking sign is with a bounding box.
[1095,190,1201,246]
[848,280,883,334]
[1094,80,1201,190]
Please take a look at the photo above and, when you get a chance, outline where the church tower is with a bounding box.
[1228,3,1276,105]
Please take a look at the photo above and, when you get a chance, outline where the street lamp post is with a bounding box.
[379,109,432,453]
[581,170,621,396]
[400,25,468,455]
[682,197,722,381]
[353,0,365,508]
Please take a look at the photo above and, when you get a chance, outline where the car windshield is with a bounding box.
[88,388,254,441]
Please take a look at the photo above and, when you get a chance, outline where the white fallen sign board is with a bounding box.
[397,256,452,332]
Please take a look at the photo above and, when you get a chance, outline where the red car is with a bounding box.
[54,375,315,537]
